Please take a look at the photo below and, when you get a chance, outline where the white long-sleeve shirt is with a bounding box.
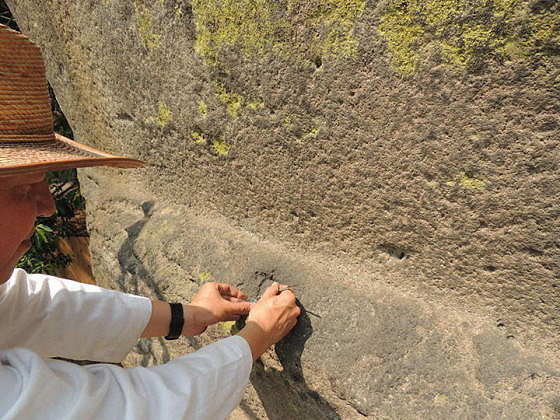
[0,269,252,419]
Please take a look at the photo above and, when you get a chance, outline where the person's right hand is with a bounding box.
[237,282,301,360]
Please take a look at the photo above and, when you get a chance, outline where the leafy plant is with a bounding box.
[17,170,87,275]
[18,224,72,274]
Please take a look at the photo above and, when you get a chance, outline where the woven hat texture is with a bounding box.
[0,24,142,176]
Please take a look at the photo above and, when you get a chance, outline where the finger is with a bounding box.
[278,289,296,304]
[262,282,280,298]
[224,314,241,321]
[217,283,248,300]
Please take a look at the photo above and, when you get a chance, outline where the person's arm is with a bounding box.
[0,270,254,362]
[141,283,252,338]
[0,337,252,420]
[0,282,300,419]
[0,269,151,362]
[141,282,301,361]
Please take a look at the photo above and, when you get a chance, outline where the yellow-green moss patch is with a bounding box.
[378,0,560,73]
[218,91,243,117]
[192,131,207,144]
[282,116,294,128]
[310,0,367,58]
[198,101,208,116]
[191,0,366,66]
[191,0,276,65]
[198,272,212,283]
[212,139,230,156]
[219,321,237,335]
[303,127,320,139]
[145,103,172,127]
[192,131,229,156]
[247,100,265,110]
[136,6,161,51]
[156,103,172,127]
[445,173,486,190]
[433,393,450,406]
[459,174,486,190]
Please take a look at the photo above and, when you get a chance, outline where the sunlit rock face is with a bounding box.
[7,0,560,418]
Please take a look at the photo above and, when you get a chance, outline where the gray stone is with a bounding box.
[78,169,560,419]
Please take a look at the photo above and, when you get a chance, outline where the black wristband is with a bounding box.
[164,303,184,340]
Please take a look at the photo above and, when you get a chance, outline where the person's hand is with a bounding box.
[237,282,301,360]
[183,282,251,336]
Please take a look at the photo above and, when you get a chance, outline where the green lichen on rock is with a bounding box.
[247,99,265,110]
[212,139,230,156]
[303,127,320,140]
[174,3,184,18]
[283,116,294,128]
[191,0,276,64]
[156,103,172,127]
[376,3,424,74]
[459,174,486,190]
[219,320,240,335]
[145,103,172,127]
[378,0,560,73]
[445,173,486,190]
[286,0,367,58]
[198,101,208,116]
[191,0,366,66]
[198,272,212,283]
[527,2,560,51]
[135,6,161,51]
[191,131,229,156]
[217,87,243,118]
[192,131,207,144]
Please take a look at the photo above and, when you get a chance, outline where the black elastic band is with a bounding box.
[165,303,184,340]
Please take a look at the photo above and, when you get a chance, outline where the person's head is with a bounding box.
[0,172,55,282]
[0,24,143,282]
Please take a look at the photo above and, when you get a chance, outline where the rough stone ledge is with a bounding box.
[81,169,560,420]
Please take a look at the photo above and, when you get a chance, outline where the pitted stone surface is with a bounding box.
[77,170,560,419]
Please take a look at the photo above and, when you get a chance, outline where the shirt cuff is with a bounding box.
[108,293,152,362]
[226,335,253,366]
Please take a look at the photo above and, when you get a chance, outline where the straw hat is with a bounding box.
[0,24,142,176]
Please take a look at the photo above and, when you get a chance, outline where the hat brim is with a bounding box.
[0,133,143,176]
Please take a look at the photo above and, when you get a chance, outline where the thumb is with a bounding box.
[262,282,280,299]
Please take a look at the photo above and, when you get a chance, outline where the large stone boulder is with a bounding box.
[7,0,559,418]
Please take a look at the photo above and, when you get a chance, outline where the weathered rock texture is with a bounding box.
[7,0,559,418]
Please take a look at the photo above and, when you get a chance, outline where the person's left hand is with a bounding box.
[182,282,251,336]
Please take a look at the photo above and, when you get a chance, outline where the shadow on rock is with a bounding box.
[117,201,173,366]
[116,201,165,299]
[249,302,340,420]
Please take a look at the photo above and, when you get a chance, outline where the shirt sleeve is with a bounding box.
[0,269,152,362]
[0,336,253,420]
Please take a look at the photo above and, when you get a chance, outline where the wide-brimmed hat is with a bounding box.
[0,24,142,176]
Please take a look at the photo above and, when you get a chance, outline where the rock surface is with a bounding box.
[6,0,560,418]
